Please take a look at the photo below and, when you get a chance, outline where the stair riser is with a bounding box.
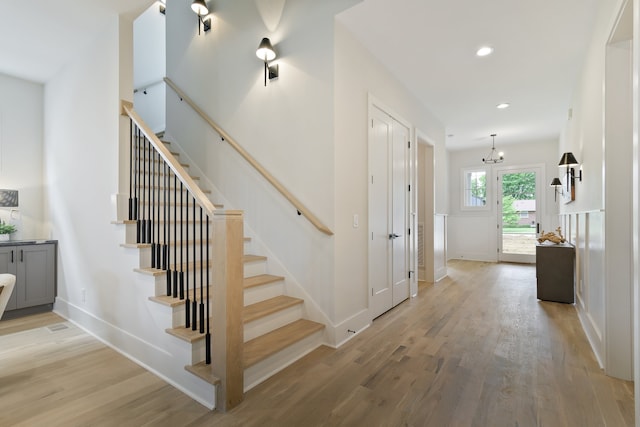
[124,222,212,245]
[244,260,267,277]
[244,281,284,306]
[170,299,213,329]
[244,330,324,392]
[244,304,304,342]
[165,331,207,365]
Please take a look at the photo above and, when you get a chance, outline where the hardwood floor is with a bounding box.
[0,260,634,426]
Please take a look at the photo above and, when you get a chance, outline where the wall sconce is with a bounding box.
[191,0,211,35]
[558,152,582,192]
[256,38,279,86]
[0,190,18,208]
[550,178,563,202]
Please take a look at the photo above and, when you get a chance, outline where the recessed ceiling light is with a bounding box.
[476,46,493,57]
[496,103,510,109]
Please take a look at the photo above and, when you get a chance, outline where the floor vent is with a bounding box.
[47,323,69,333]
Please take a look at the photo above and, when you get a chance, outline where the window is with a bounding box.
[462,168,489,210]
[519,211,529,219]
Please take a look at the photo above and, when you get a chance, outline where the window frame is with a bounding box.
[461,166,490,211]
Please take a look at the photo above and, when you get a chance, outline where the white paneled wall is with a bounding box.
[561,210,633,380]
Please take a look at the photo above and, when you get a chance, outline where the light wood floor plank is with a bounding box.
[0,260,634,426]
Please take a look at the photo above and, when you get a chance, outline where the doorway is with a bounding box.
[497,166,543,264]
[369,104,411,319]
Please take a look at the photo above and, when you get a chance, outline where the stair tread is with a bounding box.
[185,362,220,386]
[135,260,211,276]
[119,236,248,249]
[166,325,208,343]
[244,319,325,368]
[244,254,267,263]
[135,255,263,276]
[244,274,284,289]
[149,286,213,307]
[243,295,303,324]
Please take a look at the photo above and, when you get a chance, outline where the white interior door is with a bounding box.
[369,105,410,318]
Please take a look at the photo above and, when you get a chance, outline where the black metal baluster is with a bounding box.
[173,173,178,298]
[163,162,168,270]
[205,214,211,364]
[146,138,152,244]
[134,125,140,222]
[151,148,157,268]
[128,119,134,220]
[140,134,147,243]
[199,206,205,334]
[165,165,172,296]
[179,181,184,300]
[185,192,191,329]
[192,197,197,331]
[156,156,162,269]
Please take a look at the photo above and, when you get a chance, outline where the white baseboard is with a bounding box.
[54,297,216,410]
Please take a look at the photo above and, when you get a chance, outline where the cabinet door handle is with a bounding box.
[20,249,23,263]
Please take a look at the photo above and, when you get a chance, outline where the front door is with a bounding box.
[498,167,542,263]
[369,105,410,318]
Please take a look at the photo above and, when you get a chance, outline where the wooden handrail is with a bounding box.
[164,77,334,236]
[121,100,217,216]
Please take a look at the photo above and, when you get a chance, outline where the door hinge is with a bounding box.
[371,288,374,296]
[408,141,411,149]
[371,175,374,184]
[371,119,374,128]
[408,228,411,236]
[409,271,414,279]
[408,185,411,192]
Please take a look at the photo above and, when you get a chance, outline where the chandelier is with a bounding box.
[482,133,504,164]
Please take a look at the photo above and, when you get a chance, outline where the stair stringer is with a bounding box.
[65,219,217,410]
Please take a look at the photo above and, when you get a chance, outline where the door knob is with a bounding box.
[388,233,401,240]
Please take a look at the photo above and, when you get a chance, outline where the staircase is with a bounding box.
[116,102,325,410]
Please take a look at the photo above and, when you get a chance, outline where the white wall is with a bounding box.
[162,1,447,342]
[164,0,359,336]
[333,22,446,326]
[560,0,633,381]
[44,15,215,408]
[133,2,166,133]
[0,73,45,240]
[447,139,559,261]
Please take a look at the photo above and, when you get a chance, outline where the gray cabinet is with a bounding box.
[535,243,575,303]
[0,241,57,316]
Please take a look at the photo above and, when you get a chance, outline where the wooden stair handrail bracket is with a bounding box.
[163,77,334,236]
[121,101,217,216]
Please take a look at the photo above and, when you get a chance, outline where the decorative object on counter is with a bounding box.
[537,227,566,244]
[0,189,18,207]
[0,220,16,241]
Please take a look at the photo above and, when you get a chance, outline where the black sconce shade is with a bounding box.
[558,152,579,167]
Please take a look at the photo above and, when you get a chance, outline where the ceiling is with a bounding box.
[0,0,152,83]
[1,0,601,151]
[337,0,601,150]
